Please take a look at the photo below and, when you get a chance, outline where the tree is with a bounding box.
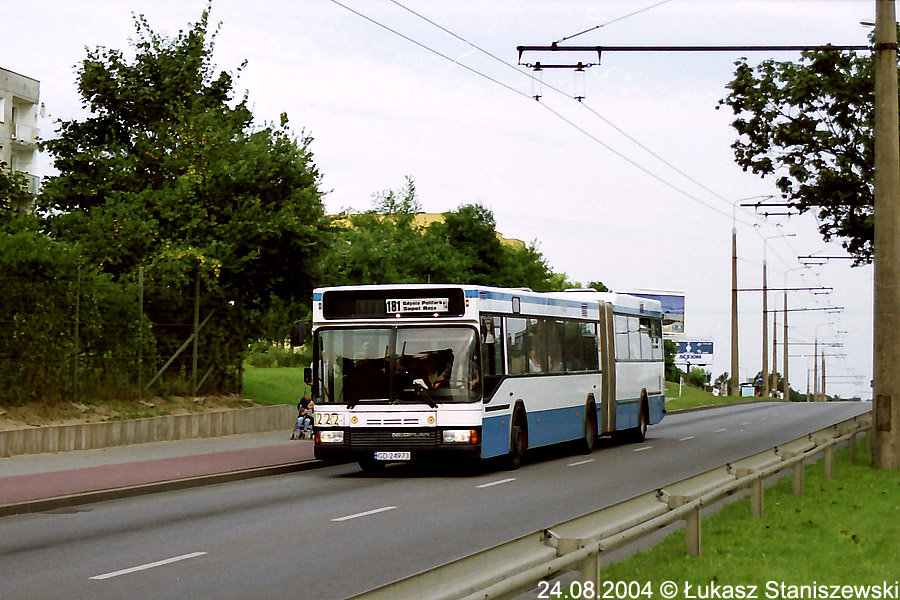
[664,340,679,382]
[324,177,452,285]
[719,47,878,262]
[0,161,32,221]
[39,5,328,392]
[426,203,508,285]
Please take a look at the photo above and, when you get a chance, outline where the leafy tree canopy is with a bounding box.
[323,177,576,291]
[719,46,878,262]
[37,3,328,390]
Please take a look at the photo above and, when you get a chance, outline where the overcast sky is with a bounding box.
[5,0,876,399]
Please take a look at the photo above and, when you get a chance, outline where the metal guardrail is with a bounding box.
[350,412,872,600]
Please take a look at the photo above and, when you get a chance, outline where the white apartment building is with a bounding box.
[0,67,41,210]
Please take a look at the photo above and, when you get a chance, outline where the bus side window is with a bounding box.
[627,317,642,360]
[650,319,664,360]
[582,322,599,371]
[506,317,527,375]
[614,315,630,360]
[639,318,653,361]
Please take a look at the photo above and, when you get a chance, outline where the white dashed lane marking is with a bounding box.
[477,478,516,489]
[332,506,397,522]
[90,552,207,580]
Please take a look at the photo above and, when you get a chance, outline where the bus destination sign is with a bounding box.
[385,297,450,314]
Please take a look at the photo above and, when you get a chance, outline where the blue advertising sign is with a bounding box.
[674,340,714,366]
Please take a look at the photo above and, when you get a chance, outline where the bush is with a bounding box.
[0,226,149,404]
[246,342,308,369]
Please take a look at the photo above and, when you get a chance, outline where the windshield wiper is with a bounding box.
[411,379,438,408]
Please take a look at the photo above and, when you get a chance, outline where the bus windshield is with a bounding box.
[315,327,481,405]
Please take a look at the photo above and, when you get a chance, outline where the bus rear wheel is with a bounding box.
[578,405,598,454]
[630,400,648,443]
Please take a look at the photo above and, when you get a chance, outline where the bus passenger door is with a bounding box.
[598,303,617,435]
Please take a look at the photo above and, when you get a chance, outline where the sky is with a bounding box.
[4,0,876,399]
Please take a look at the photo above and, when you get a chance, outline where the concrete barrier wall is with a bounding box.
[0,404,296,458]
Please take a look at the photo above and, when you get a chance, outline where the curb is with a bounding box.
[0,458,332,518]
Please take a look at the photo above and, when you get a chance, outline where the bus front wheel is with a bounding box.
[504,414,527,470]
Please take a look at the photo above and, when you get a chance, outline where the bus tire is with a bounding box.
[504,412,527,470]
[631,397,649,443]
[578,404,598,454]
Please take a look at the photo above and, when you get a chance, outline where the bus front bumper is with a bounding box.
[313,427,483,462]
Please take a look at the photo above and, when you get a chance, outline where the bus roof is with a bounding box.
[312,284,663,318]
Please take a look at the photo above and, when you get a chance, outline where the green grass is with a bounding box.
[601,440,900,594]
[242,365,308,406]
[241,372,752,410]
[665,381,777,411]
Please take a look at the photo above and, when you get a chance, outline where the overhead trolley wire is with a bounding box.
[553,0,674,45]
[381,0,772,228]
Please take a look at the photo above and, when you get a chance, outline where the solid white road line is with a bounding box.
[567,459,595,467]
[477,478,516,489]
[90,552,207,580]
[332,506,397,522]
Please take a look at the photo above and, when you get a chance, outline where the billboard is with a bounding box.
[674,340,714,367]
[624,290,685,337]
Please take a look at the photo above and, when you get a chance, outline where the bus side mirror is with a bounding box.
[304,367,312,385]
[290,321,307,348]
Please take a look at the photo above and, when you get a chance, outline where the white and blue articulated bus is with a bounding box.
[307,284,666,472]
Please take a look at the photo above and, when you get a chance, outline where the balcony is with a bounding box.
[21,172,39,196]
[10,122,39,147]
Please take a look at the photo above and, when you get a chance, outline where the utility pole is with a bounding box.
[813,339,819,402]
[873,0,900,468]
[772,307,778,397]
[783,293,789,401]
[761,259,769,397]
[806,371,811,403]
[731,225,740,397]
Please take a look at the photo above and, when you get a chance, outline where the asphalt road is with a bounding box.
[0,402,869,600]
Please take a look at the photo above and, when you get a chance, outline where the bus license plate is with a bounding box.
[374,451,411,461]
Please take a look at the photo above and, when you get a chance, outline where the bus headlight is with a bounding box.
[318,430,344,443]
[443,429,478,444]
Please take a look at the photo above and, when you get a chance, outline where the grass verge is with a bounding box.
[600,439,900,596]
[665,382,777,411]
[242,365,307,406]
